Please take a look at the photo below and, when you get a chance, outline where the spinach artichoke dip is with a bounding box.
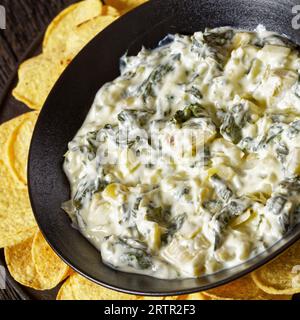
[63,26,300,279]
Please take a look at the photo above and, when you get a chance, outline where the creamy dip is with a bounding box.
[63,26,300,279]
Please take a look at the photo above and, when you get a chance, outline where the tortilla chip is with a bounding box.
[32,230,70,290]
[187,292,211,300]
[5,230,71,290]
[0,113,30,167]
[141,296,188,300]
[102,5,120,17]
[56,277,77,300]
[56,273,138,300]
[6,112,38,184]
[0,168,36,248]
[203,275,291,300]
[13,54,67,110]
[4,234,43,289]
[138,295,184,300]
[165,295,187,300]
[0,178,35,242]
[65,15,117,59]
[255,291,292,300]
[204,276,259,300]
[104,0,148,14]
[141,296,165,300]
[0,227,36,250]
[0,113,39,247]
[43,0,103,53]
[252,241,300,295]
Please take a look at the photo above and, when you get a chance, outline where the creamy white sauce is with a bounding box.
[63,26,300,279]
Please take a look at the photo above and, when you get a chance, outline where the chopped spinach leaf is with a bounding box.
[203,200,223,214]
[161,213,186,244]
[220,104,249,144]
[287,120,300,138]
[213,199,249,249]
[140,63,174,102]
[117,238,153,270]
[146,206,171,225]
[73,178,108,210]
[203,29,234,47]
[210,174,233,203]
[266,196,287,216]
[117,109,153,127]
[173,103,207,125]
[266,124,284,144]
[275,143,289,163]
[186,86,203,100]
[279,176,300,192]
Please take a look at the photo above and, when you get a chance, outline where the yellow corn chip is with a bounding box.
[0,113,39,248]
[0,170,36,248]
[5,230,71,290]
[6,112,38,184]
[57,273,138,300]
[101,5,120,17]
[203,275,291,300]
[187,292,211,300]
[13,54,67,110]
[252,240,300,295]
[43,0,103,53]
[65,15,117,59]
[104,0,148,14]
[5,234,43,290]
[56,277,77,300]
[32,230,70,290]
[0,112,35,168]
[0,227,37,251]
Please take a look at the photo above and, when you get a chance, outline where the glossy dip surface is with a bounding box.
[63,26,300,280]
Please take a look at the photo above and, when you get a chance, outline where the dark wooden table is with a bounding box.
[0,0,76,92]
[0,0,78,300]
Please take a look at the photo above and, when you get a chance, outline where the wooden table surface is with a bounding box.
[0,0,75,91]
[0,0,78,300]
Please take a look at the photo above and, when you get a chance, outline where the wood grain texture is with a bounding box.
[0,0,75,92]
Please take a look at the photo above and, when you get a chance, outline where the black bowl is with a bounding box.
[29,0,300,296]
